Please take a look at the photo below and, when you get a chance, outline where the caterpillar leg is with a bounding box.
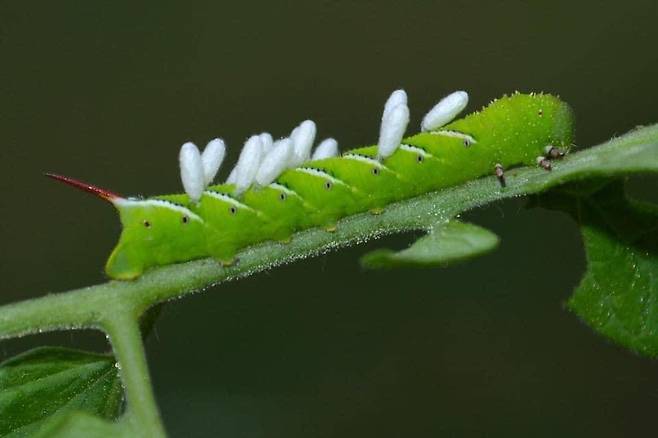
[271,228,293,244]
[494,163,506,187]
[536,156,552,171]
[208,245,239,267]
[544,145,565,160]
[218,257,237,267]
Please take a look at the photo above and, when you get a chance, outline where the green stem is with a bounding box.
[102,305,166,438]
[0,125,654,341]
[0,124,655,436]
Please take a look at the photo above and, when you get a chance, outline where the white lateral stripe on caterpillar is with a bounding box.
[295,167,349,186]
[116,198,204,222]
[311,138,339,160]
[204,190,256,212]
[431,130,477,145]
[400,144,432,158]
[269,183,302,198]
[377,103,409,159]
[201,138,226,186]
[343,153,391,170]
[179,142,205,203]
[421,90,469,132]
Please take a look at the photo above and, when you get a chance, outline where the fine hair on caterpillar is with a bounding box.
[47,89,575,280]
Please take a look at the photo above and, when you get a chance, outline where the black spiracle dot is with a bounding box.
[324,181,333,190]
[182,215,189,224]
[371,167,380,176]
[143,220,151,228]
[229,206,237,215]
[279,193,286,201]
[538,109,544,117]
[417,154,424,163]
[463,139,471,147]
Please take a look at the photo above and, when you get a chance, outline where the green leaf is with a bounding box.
[33,411,124,438]
[0,347,123,437]
[563,183,658,356]
[361,220,500,268]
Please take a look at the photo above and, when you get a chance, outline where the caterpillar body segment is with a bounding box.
[50,92,575,280]
[312,151,409,212]
[276,167,361,227]
[445,93,574,168]
[104,198,208,279]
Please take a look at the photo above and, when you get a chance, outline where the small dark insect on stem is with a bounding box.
[537,156,552,171]
[545,145,565,159]
[494,163,506,187]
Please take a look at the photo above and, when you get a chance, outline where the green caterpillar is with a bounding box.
[48,91,575,280]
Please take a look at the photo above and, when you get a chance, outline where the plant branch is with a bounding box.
[0,124,656,341]
[102,305,166,438]
[0,123,656,437]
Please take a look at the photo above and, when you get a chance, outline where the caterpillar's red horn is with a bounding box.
[45,173,123,202]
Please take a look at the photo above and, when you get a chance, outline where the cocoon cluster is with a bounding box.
[180,88,470,200]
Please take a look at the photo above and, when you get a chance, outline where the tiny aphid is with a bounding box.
[494,163,505,187]
[536,155,552,171]
[48,90,575,280]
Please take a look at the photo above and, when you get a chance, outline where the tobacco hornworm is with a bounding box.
[48,90,575,279]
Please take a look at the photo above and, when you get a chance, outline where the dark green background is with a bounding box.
[1,1,657,436]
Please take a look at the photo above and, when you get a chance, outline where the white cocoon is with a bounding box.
[311,138,339,160]
[234,135,264,194]
[377,104,409,159]
[255,138,293,186]
[226,167,237,184]
[421,90,469,132]
[289,120,316,167]
[383,89,407,121]
[179,142,205,202]
[259,132,274,156]
[201,138,226,186]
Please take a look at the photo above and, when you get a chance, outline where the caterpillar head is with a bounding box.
[443,92,575,161]
[46,174,207,280]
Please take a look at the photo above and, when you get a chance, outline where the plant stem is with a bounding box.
[1,125,657,342]
[0,124,655,436]
[102,305,166,438]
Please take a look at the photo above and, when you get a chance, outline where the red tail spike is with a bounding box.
[45,173,123,202]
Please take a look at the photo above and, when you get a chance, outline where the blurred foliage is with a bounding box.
[539,182,658,356]
[0,348,122,437]
[361,220,500,268]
